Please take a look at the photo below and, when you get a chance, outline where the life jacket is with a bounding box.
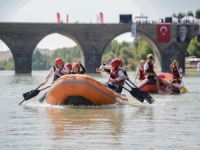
[146,62,154,74]
[139,67,145,80]
[172,66,180,79]
[109,68,125,85]
[53,66,64,81]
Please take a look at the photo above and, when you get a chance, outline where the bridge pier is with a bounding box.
[82,45,102,73]
[160,41,188,73]
[13,52,33,73]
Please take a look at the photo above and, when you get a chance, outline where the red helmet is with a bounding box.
[110,59,121,68]
[72,62,79,68]
[65,63,72,69]
[55,58,63,65]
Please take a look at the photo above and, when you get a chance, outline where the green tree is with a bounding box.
[195,9,200,19]
[187,11,194,16]
[103,37,153,71]
[188,37,200,57]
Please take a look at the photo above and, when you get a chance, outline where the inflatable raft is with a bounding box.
[137,73,186,94]
[45,74,128,105]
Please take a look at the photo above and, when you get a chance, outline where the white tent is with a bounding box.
[181,16,195,23]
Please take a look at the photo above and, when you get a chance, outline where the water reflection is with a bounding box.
[46,107,125,139]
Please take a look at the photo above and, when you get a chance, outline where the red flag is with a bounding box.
[66,14,69,23]
[56,12,61,23]
[100,12,104,23]
[157,23,171,43]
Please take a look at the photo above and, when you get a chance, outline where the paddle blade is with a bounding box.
[131,88,155,104]
[129,88,145,103]
[23,89,40,100]
[181,87,189,93]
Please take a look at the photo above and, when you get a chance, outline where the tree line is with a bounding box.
[0,37,153,71]
[172,8,200,20]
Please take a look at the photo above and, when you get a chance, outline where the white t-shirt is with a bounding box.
[144,63,149,71]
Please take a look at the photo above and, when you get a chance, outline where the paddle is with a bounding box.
[19,86,50,105]
[123,79,155,104]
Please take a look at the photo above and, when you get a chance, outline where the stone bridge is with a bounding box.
[0,23,198,73]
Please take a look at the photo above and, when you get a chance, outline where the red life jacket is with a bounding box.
[139,67,145,80]
[146,62,154,74]
[109,68,125,84]
[172,66,180,79]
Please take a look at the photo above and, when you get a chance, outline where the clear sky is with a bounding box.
[0,0,200,51]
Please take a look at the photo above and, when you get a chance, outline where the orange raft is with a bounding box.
[45,74,128,105]
[137,72,180,93]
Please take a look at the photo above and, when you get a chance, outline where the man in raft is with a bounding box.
[135,60,145,82]
[144,54,163,93]
[170,60,182,84]
[97,58,126,93]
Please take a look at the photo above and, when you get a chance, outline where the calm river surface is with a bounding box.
[0,71,200,150]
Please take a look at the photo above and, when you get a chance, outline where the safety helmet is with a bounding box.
[65,63,72,69]
[147,54,153,59]
[55,58,64,65]
[110,59,121,68]
[72,62,79,68]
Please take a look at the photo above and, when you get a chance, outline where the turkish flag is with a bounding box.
[157,23,171,43]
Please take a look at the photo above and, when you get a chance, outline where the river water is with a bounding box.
[0,71,200,150]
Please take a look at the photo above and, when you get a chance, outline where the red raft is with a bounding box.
[136,73,181,93]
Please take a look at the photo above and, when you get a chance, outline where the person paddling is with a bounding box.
[144,54,162,92]
[38,58,65,88]
[71,60,86,74]
[105,59,126,93]
[170,60,181,84]
[135,60,145,82]
[38,58,65,102]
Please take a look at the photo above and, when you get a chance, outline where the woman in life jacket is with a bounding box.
[64,63,72,74]
[71,60,86,74]
[135,60,145,82]
[170,60,181,84]
[106,58,126,93]
[38,58,65,102]
[38,58,65,88]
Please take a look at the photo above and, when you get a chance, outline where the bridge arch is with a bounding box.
[102,30,162,71]
[0,39,15,70]
[32,32,84,70]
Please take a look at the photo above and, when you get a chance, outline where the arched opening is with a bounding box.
[0,39,15,70]
[32,33,83,70]
[186,35,200,75]
[102,32,161,72]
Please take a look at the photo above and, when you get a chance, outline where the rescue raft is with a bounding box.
[45,74,128,105]
[137,73,186,94]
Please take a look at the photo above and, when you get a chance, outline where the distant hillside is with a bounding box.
[0,51,12,61]
[0,48,54,61]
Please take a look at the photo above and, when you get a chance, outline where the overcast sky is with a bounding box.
[0,0,200,51]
